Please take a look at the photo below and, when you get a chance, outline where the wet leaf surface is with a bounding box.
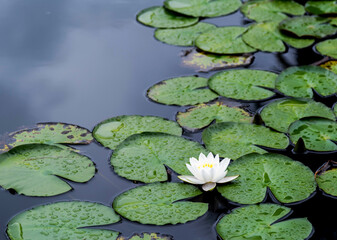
[208,69,277,101]
[260,98,336,132]
[93,115,182,150]
[147,76,218,106]
[306,0,337,15]
[216,204,313,240]
[113,183,208,225]
[176,101,252,131]
[7,201,120,240]
[316,168,337,197]
[320,60,337,74]
[276,66,337,98]
[118,233,173,240]
[110,132,208,183]
[202,122,289,160]
[217,153,316,204]
[316,39,337,59]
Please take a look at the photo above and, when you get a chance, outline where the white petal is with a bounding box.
[202,182,216,191]
[213,170,228,182]
[186,163,203,180]
[214,154,220,164]
[201,168,212,182]
[178,175,205,184]
[217,175,239,183]
[219,158,230,171]
[189,157,199,167]
[199,153,207,161]
[207,152,214,160]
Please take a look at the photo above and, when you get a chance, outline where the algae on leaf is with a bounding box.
[118,233,173,240]
[316,168,337,197]
[137,6,198,28]
[7,201,120,240]
[113,183,208,225]
[202,122,289,160]
[147,76,218,106]
[208,69,277,101]
[110,132,208,183]
[176,101,252,131]
[316,39,337,59]
[320,60,337,74]
[217,153,316,204]
[216,204,313,240]
[93,115,182,150]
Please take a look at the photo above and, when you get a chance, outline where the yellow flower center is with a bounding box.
[198,163,214,169]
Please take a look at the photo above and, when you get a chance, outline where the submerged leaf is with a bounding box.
[113,183,208,225]
[118,233,173,240]
[289,117,337,152]
[7,201,120,240]
[137,6,198,28]
[316,168,337,197]
[147,76,218,106]
[276,66,337,98]
[111,132,208,183]
[306,0,337,15]
[316,39,337,59]
[181,49,253,72]
[93,115,182,150]
[216,204,313,240]
[320,60,337,74]
[195,26,256,54]
[164,0,242,17]
[176,101,252,131]
[0,144,95,196]
[202,122,289,160]
[208,69,277,101]
[260,98,336,132]
[217,153,316,204]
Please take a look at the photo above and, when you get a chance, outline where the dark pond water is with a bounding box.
[0,0,336,239]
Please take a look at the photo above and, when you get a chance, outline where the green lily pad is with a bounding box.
[217,153,316,204]
[306,0,337,15]
[118,233,172,240]
[7,201,120,240]
[242,21,314,52]
[195,27,256,54]
[276,66,337,98]
[164,0,242,17]
[334,102,337,115]
[113,182,208,225]
[330,17,337,26]
[93,115,182,150]
[316,39,337,59]
[0,122,93,153]
[147,76,218,106]
[208,69,277,101]
[316,168,337,197]
[260,98,336,132]
[279,16,337,38]
[320,60,337,74]
[136,6,198,28]
[289,118,337,152]
[176,101,252,131]
[202,122,289,160]
[111,132,208,183]
[241,0,305,23]
[0,144,95,196]
[154,22,216,46]
[216,204,313,240]
[181,49,254,72]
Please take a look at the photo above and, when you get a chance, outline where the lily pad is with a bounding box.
[216,204,313,240]
[202,122,289,160]
[289,118,337,152]
[176,102,252,131]
[195,27,256,54]
[217,153,316,204]
[316,168,337,197]
[147,76,218,106]
[7,201,120,240]
[241,0,305,23]
[164,0,242,18]
[0,122,93,153]
[111,132,208,183]
[113,182,208,225]
[260,98,336,132]
[118,233,172,240]
[0,144,95,196]
[208,69,277,101]
[279,16,337,38]
[155,22,216,46]
[242,21,314,52]
[136,6,198,28]
[275,66,337,98]
[320,60,337,74]
[306,0,337,15]
[93,115,182,150]
[316,39,337,59]
[181,49,254,72]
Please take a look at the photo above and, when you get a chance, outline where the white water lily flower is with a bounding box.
[178,152,239,191]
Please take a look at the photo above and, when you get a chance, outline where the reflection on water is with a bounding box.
[0,0,336,239]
